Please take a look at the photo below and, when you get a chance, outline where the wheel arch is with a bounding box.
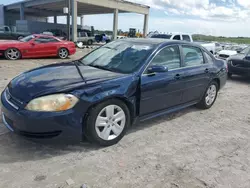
[4,47,22,59]
[212,78,220,90]
[83,96,136,129]
[58,46,69,52]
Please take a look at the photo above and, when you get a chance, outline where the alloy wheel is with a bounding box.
[205,85,217,106]
[6,49,20,60]
[95,105,126,141]
[59,48,68,59]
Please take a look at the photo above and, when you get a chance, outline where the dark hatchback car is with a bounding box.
[227,46,250,78]
[1,39,227,146]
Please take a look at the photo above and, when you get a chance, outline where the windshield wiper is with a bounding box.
[73,61,86,83]
[88,64,112,72]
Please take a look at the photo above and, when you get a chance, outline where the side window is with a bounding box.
[182,46,204,67]
[173,35,181,40]
[183,35,191,42]
[204,51,214,64]
[35,37,58,43]
[4,27,9,32]
[150,46,181,70]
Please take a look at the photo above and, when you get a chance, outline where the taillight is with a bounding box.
[226,62,228,72]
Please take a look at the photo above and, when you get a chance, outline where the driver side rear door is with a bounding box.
[140,45,185,117]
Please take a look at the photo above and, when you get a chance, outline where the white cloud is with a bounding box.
[82,0,250,37]
[130,0,250,21]
[237,0,250,8]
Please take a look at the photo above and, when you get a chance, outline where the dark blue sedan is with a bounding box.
[1,39,227,146]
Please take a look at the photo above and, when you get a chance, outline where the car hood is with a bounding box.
[0,40,21,46]
[7,62,125,102]
[229,53,245,60]
[218,50,237,56]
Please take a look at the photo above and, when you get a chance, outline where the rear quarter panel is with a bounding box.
[214,58,227,89]
[57,42,76,55]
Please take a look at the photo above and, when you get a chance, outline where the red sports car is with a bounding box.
[0,34,76,60]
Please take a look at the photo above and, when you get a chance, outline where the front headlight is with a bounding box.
[25,94,79,112]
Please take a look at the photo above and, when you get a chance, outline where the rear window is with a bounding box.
[151,34,172,39]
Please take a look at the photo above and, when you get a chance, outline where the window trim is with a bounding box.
[34,36,59,43]
[180,45,206,68]
[203,50,215,64]
[142,44,182,75]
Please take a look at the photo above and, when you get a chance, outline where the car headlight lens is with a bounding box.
[25,94,79,112]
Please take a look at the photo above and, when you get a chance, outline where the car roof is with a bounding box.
[33,34,62,40]
[120,38,199,47]
[33,34,57,38]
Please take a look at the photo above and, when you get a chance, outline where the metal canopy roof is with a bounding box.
[5,0,150,17]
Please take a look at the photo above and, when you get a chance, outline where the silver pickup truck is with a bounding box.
[0,25,29,40]
[76,29,95,45]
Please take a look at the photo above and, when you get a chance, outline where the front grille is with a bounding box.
[6,88,23,105]
[4,88,24,109]
[19,131,62,138]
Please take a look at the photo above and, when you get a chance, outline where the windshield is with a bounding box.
[225,46,242,51]
[20,35,35,42]
[240,46,250,54]
[151,34,172,39]
[80,41,154,74]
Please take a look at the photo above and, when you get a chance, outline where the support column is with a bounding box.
[143,14,149,38]
[54,16,57,23]
[20,3,25,20]
[80,15,84,29]
[71,0,77,42]
[67,0,71,40]
[113,9,118,40]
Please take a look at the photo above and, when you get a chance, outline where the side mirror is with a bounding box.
[237,50,241,54]
[147,65,168,74]
[30,42,35,46]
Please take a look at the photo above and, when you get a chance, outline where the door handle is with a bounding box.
[174,74,181,80]
[204,68,209,73]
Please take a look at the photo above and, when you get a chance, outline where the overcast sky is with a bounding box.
[2,0,250,37]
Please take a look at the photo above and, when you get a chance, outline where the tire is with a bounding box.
[58,48,69,59]
[84,99,130,146]
[196,81,218,109]
[87,40,93,45]
[4,48,21,60]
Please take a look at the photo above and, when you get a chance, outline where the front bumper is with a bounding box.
[1,90,83,142]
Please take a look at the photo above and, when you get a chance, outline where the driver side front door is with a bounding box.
[140,45,185,117]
